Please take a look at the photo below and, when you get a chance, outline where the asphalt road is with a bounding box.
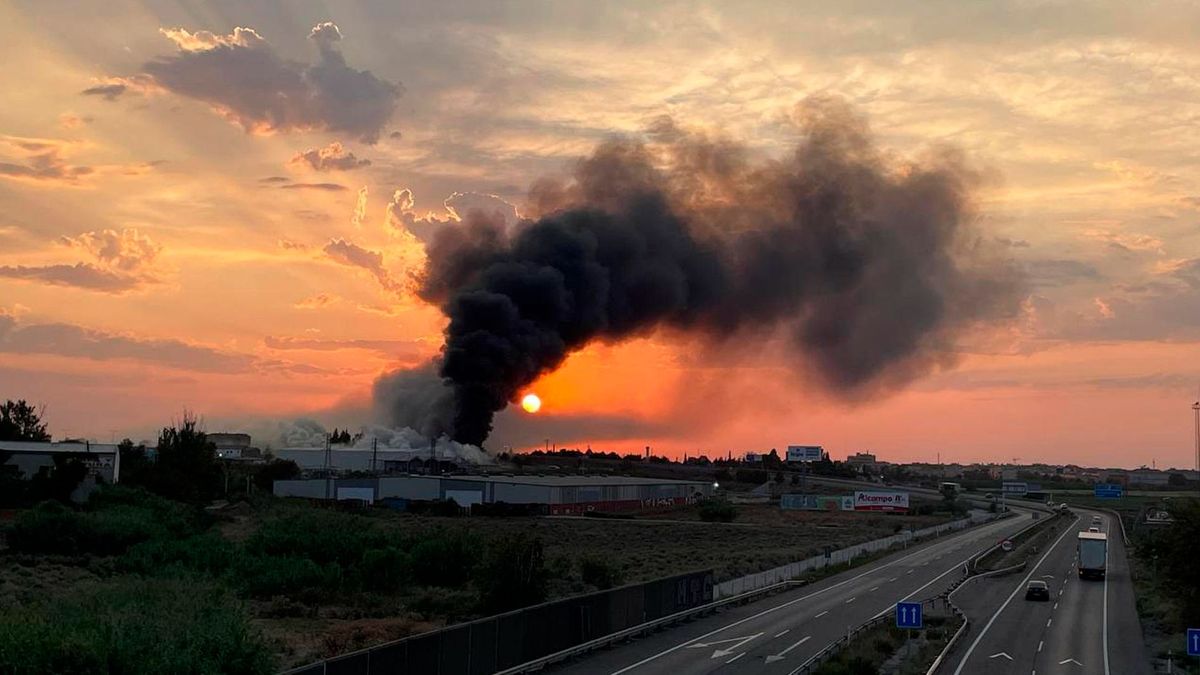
[943,508,1149,675]
[550,510,1035,675]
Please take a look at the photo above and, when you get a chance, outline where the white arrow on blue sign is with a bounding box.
[1188,628,1200,657]
[896,602,923,629]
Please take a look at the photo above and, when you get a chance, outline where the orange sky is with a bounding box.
[1,1,1198,468]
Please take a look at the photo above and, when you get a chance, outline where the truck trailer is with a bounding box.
[1078,531,1107,580]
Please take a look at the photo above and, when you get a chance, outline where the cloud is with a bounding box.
[351,186,368,228]
[1024,259,1102,287]
[59,228,161,273]
[1163,258,1200,289]
[294,293,336,309]
[0,263,142,293]
[1083,229,1165,255]
[288,142,370,171]
[264,335,425,359]
[322,238,404,295]
[58,114,93,130]
[386,187,519,243]
[259,176,290,184]
[0,136,94,185]
[280,182,346,191]
[106,23,401,143]
[0,312,256,372]
[0,227,162,293]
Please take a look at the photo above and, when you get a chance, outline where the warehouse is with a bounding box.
[0,440,120,502]
[273,474,714,514]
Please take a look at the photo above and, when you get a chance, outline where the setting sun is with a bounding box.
[520,393,542,414]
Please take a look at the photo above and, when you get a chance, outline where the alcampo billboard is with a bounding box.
[853,491,909,512]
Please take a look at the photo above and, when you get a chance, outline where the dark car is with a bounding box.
[1025,580,1050,601]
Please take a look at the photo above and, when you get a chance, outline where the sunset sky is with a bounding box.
[2,1,1198,468]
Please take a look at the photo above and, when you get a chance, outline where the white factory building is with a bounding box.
[274,474,715,515]
[0,440,120,502]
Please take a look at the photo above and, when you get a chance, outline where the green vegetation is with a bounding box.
[698,498,738,522]
[0,577,272,675]
[1129,498,1200,671]
[811,615,958,675]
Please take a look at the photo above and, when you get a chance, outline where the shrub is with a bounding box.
[0,577,273,674]
[118,532,236,577]
[359,546,410,592]
[247,507,388,567]
[409,533,476,587]
[234,554,342,598]
[698,499,737,522]
[578,555,623,590]
[476,534,547,613]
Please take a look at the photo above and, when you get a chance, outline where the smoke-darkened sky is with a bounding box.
[1,1,1198,467]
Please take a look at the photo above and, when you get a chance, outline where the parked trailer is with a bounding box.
[1078,531,1107,580]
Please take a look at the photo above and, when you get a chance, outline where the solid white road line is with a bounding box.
[1103,515,1111,675]
[774,629,790,638]
[951,515,1080,675]
[609,513,1024,675]
[814,611,828,618]
[726,652,745,664]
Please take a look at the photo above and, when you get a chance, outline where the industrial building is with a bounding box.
[0,440,120,502]
[273,474,715,514]
[208,432,261,460]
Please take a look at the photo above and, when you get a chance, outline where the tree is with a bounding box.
[0,400,50,441]
[126,414,221,504]
[477,534,548,612]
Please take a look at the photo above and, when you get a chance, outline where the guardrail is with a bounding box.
[494,579,807,674]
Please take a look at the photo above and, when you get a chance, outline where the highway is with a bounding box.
[550,509,1036,675]
[942,508,1149,675]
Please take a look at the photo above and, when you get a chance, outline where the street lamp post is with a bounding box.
[1192,397,1199,499]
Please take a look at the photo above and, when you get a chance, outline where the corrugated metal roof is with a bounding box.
[447,474,711,487]
[0,441,119,454]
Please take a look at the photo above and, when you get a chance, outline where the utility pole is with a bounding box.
[1192,388,1199,499]
[371,437,378,474]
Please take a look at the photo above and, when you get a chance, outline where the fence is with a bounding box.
[282,569,713,675]
[713,511,997,599]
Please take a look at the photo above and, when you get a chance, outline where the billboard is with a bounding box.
[780,494,852,511]
[786,445,824,463]
[1002,481,1028,496]
[853,491,909,512]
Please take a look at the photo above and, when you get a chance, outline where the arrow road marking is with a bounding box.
[765,635,812,663]
[1059,658,1084,666]
[683,632,764,659]
[989,652,1013,660]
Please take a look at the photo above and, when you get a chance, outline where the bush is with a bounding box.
[5,501,93,555]
[118,532,236,577]
[476,534,547,613]
[698,499,738,522]
[247,507,388,567]
[234,554,342,598]
[359,546,410,592]
[578,555,623,590]
[0,577,273,674]
[409,533,476,587]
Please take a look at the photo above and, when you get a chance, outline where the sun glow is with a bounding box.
[521,393,542,414]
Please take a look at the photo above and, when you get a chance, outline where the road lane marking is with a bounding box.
[906,570,914,575]
[951,515,1080,675]
[1059,658,1084,666]
[888,577,898,582]
[1053,602,1058,610]
[1047,618,1052,627]
[814,611,828,618]
[765,636,812,663]
[726,653,745,664]
[869,586,879,591]
[1038,641,1044,653]
[1103,513,1111,675]
[609,513,1028,675]
[989,652,1013,660]
[845,597,856,604]
[774,629,790,638]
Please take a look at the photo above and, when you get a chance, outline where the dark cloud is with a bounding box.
[288,142,371,171]
[379,97,1025,445]
[259,175,291,184]
[1024,259,1101,287]
[0,136,93,184]
[1168,258,1200,289]
[280,182,347,191]
[322,238,403,294]
[81,83,127,100]
[0,263,142,293]
[121,23,401,143]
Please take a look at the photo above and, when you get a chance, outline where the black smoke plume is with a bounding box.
[378,97,1023,446]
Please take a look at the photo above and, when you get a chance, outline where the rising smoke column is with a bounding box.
[381,98,1023,446]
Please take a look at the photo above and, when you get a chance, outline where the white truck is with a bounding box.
[1078,531,1107,580]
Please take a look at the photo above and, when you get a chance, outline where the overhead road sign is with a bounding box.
[786,445,824,463]
[1002,481,1028,496]
[1094,483,1124,499]
[896,602,923,629]
[1188,628,1200,657]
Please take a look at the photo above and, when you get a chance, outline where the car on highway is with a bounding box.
[1025,580,1050,601]
[1087,526,1100,533]
[1092,515,1102,524]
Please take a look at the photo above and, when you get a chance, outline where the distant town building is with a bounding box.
[846,452,879,471]
[208,432,261,460]
[0,440,120,502]
[1128,468,1170,487]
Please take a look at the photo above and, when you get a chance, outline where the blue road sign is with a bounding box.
[896,602,923,629]
[1188,628,1200,657]
[1094,484,1124,499]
